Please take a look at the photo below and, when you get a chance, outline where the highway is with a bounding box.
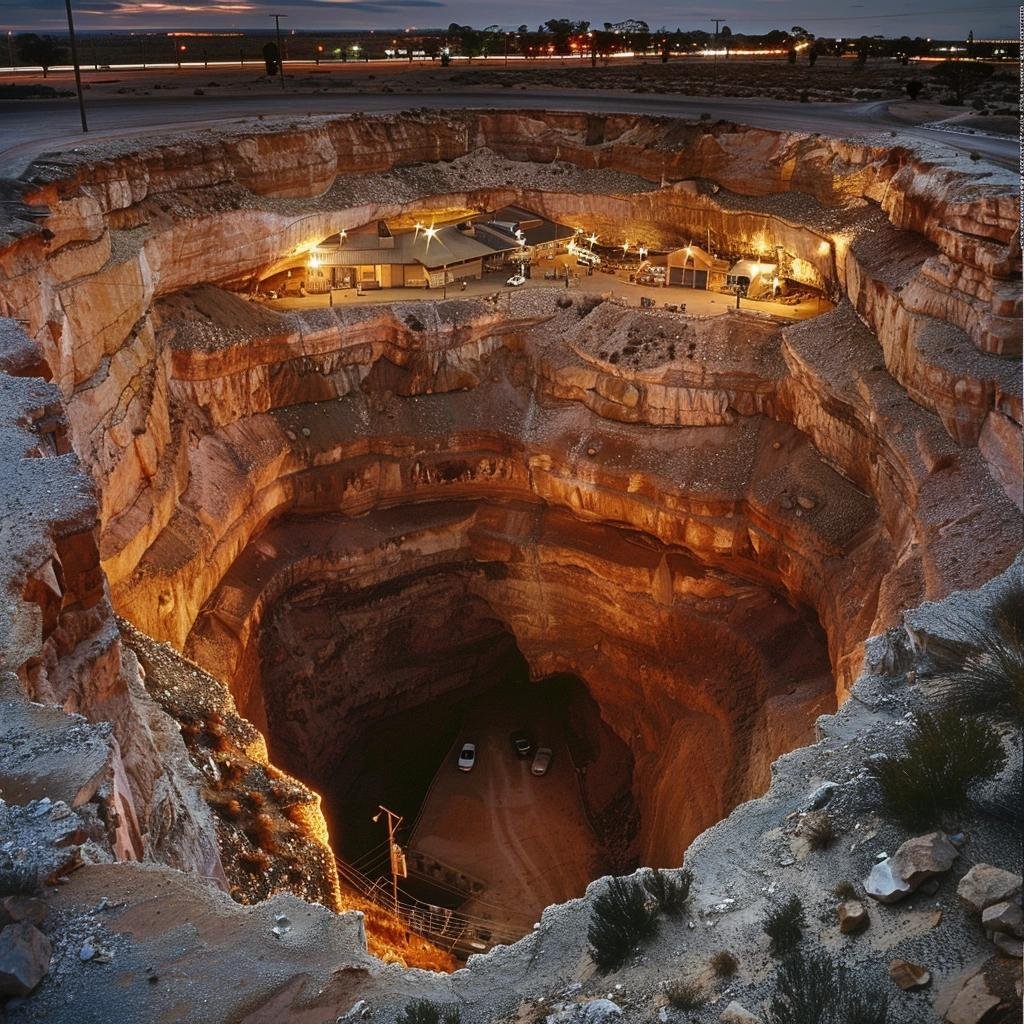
[0,89,1016,178]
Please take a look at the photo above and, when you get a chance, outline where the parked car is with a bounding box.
[506,273,527,287]
[531,747,553,776]
[457,743,476,772]
[510,730,534,759]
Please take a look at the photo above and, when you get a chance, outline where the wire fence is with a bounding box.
[334,854,526,953]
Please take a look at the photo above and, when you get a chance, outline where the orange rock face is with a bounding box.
[0,110,1019,933]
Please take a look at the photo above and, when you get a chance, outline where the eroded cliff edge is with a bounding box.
[0,110,1020,1021]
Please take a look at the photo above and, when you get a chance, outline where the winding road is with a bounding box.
[0,89,1016,179]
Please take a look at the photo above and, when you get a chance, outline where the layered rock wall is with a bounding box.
[0,110,1019,961]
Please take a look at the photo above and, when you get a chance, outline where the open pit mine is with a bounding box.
[0,110,1020,1024]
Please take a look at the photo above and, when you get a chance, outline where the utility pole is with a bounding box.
[7,30,15,71]
[372,805,406,917]
[63,0,88,133]
[269,13,287,89]
[710,18,722,88]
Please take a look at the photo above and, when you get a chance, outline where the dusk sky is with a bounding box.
[1,0,1016,39]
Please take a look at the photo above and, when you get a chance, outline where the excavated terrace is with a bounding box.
[0,109,1020,1021]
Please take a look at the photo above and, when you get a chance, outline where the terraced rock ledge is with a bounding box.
[0,110,1020,1023]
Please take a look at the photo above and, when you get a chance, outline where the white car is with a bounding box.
[531,747,553,776]
[506,273,527,287]
[457,743,476,772]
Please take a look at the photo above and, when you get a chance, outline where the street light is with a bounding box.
[63,0,88,133]
[269,13,287,89]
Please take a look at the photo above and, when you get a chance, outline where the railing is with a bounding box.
[334,855,525,953]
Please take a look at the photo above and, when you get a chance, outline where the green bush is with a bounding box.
[587,876,658,973]
[868,710,1007,827]
[644,867,692,917]
[930,587,1024,722]
[763,895,805,958]
[766,949,889,1024]
[395,1000,461,1024]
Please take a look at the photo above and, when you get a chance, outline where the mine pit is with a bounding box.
[185,494,835,952]
[1,108,1019,1013]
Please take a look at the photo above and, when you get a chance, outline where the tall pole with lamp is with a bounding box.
[372,806,405,917]
[269,13,287,89]
[63,0,88,132]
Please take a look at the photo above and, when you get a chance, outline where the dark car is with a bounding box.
[509,730,534,758]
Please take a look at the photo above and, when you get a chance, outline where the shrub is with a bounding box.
[665,978,705,1009]
[905,80,924,100]
[644,868,692,917]
[867,710,1007,828]
[833,880,857,900]
[766,948,889,1024]
[395,999,461,1024]
[929,588,1024,722]
[800,811,836,851]
[587,876,659,973]
[710,950,739,977]
[763,895,805,958]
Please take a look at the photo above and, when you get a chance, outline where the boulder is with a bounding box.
[802,781,837,811]
[957,865,1022,914]
[864,858,912,904]
[891,832,959,889]
[0,922,52,997]
[991,932,1023,957]
[981,900,1023,937]
[944,971,1001,1024]
[720,1002,763,1024]
[867,832,958,904]
[546,1000,623,1024]
[889,959,931,990]
[837,900,869,934]
[0,897,47,929]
